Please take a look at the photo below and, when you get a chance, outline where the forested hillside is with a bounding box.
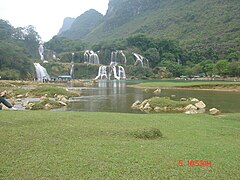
[58,0,240,50]
[0,20,40,79]
[47,0,240,79]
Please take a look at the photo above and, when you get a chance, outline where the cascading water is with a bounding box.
[84,50,100,64]
[70,64,74,78]
[95,50,126,80]
[95,66,108,80]
[34,63,50,82]
[132,52,149,67]
[38,43,44,61]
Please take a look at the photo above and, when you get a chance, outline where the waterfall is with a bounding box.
[70,64,74,78]
[84,50,100,64]
[34,63,50,82]
[38,44,44,61]
[132,52,149,67]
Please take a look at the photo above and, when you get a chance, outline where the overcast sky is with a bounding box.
[0,0,109,41]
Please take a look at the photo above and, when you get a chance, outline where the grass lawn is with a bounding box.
[0,111,240,179]
[135,81,240,89]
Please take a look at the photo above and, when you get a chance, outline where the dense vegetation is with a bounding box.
[0,20,40,80]
[1,0,240,80]
[46,33,240,78]
[50,0,240,79]
[59,0,240,50]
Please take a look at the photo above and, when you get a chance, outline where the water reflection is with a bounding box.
[67,80,147,113]
[67,80,240,113]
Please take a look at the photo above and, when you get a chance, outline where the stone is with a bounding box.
[131,100,141,109]
[44,103,53,110]
[40,96,49,102]
[25,103,34,110]
[191,98,199,102]
[139,99,149,110]
[58,101,67,106]
[22,101,29,107]
[180,98,187,101]
[197,108,206,114]
[184,104,197,111]
[16,94,24,98]
[209,108,221,115]
[153,88,161,94]
[143,102,152,111]
[16,98,22,102]
[25,92,29,97]
[195,101,206,109]
[185,109,198,114]
[154,107,161,112]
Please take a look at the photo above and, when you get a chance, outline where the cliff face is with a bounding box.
[103,0,161,31]
[57,17,75,35]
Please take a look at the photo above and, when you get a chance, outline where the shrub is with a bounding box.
[133,128,163,139]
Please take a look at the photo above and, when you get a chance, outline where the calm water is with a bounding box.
[65,80,240,113]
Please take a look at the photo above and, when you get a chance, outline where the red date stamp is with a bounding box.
[179,160,212,166]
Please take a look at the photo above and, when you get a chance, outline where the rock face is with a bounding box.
[209,108,221,115]
[57,17,75,35]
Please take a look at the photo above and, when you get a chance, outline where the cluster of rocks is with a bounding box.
[131,96,221,115]
[131,97,186,113]
[131,100,152,112]
[22,94,69,110]
[182,98,221,115]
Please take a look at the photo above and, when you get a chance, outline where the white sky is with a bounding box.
[0,0,109,41]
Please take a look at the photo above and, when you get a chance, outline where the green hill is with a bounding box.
[58,0,240,49]
[58,9,103,39]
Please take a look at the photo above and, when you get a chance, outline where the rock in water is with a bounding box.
[209,108,221,115]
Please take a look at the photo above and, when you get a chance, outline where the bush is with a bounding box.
[133,128,163,139]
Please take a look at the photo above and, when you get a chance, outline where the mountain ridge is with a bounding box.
[58,9,103,40]
[57,0,240,49]
[57,17,75,35]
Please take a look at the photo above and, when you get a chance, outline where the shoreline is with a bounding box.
[128,84,240,92]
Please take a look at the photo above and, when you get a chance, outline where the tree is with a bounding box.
[0,20,14,40]
[229,61,240,77]
[144,48,160,68]
[127,34,155,51]
[201,60,214,76]
[215,60,230,76]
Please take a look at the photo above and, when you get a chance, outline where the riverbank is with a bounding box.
[0,111,239,179]
[128,81,240,92]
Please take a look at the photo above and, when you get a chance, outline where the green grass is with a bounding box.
[149,97,190,107]
[29,84,78,98]
[0,81,79,98]
[0,111,240,179]
[136,81,240,88]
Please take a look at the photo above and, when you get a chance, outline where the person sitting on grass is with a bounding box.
[0,90,17,110]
